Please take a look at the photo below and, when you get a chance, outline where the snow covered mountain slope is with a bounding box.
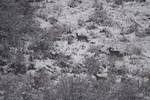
[34,0,150,77]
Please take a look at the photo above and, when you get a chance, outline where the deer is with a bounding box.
[76,33,89,42]
[108,47,124,57]
[93,73,107,81]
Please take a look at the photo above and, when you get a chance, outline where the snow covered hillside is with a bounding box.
[34,0,150,80]
[0,0,150,100]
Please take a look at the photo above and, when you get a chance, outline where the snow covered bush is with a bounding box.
[68,0,82,8]
[92,0,103,10]
[125,44,143,56]
[56,75,110,100]
[78,19,86,27]
[111,78,143,100]
[28,39,54,59]
[0,0,42,65]
[83,56,102,75]
[88,9,113,26]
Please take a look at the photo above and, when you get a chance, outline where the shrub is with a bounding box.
[83,56,101,75]
[28,40,53,59]
[114,0,123,5]
[0,73,44,100]
[145,27,150,35]
[0,0,39,64]
[68,0,82,8]
[126,44,143,55]
[111,78,142,100]
[7,49,27,75]
[9,63,27,75]
[33,68,51,89]
[56,75,98,100]
[86,23,98,30]
[78,19,86,27]
[88,10,112,26]
[125,24,138,34]
[92,0,103,10]
[29,40,49,53]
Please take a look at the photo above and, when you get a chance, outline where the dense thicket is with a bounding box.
[0,0,47,75]
[0,0,40,64]
[0,0,30,51]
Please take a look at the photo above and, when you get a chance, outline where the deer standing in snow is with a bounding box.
[76,33,89,42]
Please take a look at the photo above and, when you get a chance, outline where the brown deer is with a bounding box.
[76,33,89,42]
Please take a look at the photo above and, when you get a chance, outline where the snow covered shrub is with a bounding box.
[106,0,113,3]
[111,78,143,100]
[68,0,82,8]
[45,24,67,41]
[83,56,101,75]
[145,27,150,35]
[0,59,7,67]
[0,0,43,66]
[110,65,128,76]
[57,75,110,100]
[67,35,74,44]
[132,47,142,55]
[28,40,49,53]
[7,49,27,75]
[28,23,70,59]
[0,44,11,60]
[0,74,22,100]
[28,39,53,59]
[125,24,138,34]
[8,63,27,75]
[32,68,51,89]
[56,75,101,100]
[42,87,58,100]
[0,73,44,100]
[92,0,103,10]
[63,24,73,34]
[125,44,143,56]
[135,0,146,2]
[88,10,113,26]
[114,0,123,5]
[86,23,98,30]
[78,19,86,27]
[36,11,48,21]
[139,73,150,96]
